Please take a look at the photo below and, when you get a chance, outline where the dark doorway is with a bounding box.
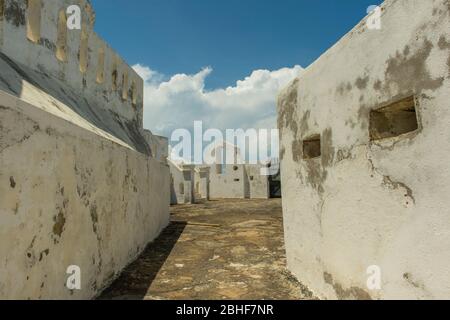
[269,170,282,198]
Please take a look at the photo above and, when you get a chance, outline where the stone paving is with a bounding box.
[99,199,315,300]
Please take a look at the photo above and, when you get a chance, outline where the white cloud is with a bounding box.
[133,64,303,161]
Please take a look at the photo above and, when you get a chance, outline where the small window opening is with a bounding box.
[122,72,129,101]
[56,10,67,62]
[370,96,419,141]
[234,179,240,182]
[26,0,41,43]
[303,135,321,159]
[79,28,88,73]
[96,47,105,83]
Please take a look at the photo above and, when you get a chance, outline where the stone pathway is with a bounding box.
[99,199,315,300]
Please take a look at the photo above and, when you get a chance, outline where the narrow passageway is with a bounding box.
[99,199,314,300]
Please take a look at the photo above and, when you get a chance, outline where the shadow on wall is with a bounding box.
[98,221,187,300]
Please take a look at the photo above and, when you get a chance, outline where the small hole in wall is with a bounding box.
[0,0,4,17]
[233,166,239,171]
[370,96,419,141]
[234,179,240,182]
[303,135,321,159]
[249,176,254,181]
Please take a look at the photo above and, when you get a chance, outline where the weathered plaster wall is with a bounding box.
[0,0,170,299]
[0,91,170,299]
[278,0,450,299]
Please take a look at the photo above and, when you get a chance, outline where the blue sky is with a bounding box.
[91,0,382,89]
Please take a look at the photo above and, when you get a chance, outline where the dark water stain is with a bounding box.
[373,80,382,91]
[277,79,299,138]
[292,140,303,163]
[52,212,66,238]
[321,128,334,168]
[4,0,26,27]
[384,39,444,94]
[438,35,450,50]
[355,76,369,90]
[90,204,99,235]
[279,147,285,160]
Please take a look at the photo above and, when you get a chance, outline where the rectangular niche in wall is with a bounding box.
[27,0,42,43]
[370,96,419,141]
[303,135,321,159]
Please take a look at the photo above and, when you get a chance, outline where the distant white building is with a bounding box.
[169,142,277,204]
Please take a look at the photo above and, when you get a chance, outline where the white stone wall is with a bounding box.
[0,0,170,299]
[169,160,194,205]
[245,165,270,199]
[278,0,450,299]
[209,164,247,199]
[0,91,170,299]
[143,130,169,164]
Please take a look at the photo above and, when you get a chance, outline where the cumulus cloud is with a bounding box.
[133,63,303,161]
[134,63,302,132]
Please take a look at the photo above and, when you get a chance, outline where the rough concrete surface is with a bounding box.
[99,199,315,300]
